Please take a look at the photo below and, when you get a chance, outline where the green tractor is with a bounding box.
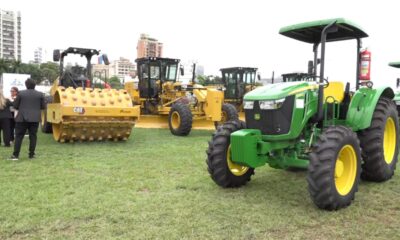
[207,18,399,210]
[388,62,400,113]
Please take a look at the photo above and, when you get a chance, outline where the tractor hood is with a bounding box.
[244,81,318,101]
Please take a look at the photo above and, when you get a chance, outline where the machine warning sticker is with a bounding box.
[73,107,85,114]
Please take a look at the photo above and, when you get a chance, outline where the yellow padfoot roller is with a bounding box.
[46,87,139,143]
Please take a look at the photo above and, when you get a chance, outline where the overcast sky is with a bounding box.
[3,0,400,88]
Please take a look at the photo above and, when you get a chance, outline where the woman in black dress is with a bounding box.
[0,91,13,147]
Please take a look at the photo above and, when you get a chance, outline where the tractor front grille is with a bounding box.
[244,95,295,135]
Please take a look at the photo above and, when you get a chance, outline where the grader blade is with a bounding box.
[135,115,217,130]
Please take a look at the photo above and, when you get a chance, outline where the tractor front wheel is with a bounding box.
[358,97,399,181]
[168,103,192,136]
[206,121,254,187]
[307,126,361,210]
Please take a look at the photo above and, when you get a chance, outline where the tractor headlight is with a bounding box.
[243,101,254,109]
[259,98,285,110]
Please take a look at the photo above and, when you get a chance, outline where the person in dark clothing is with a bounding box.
[10,79,45,160]
[0,91,13,147]
[9,87,19,142]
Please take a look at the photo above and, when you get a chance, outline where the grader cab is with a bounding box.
[125,57,238,136]
[220,67,258,110]
[41,47,140,142]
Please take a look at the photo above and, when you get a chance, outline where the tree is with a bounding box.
[40,62,59,83]
[107,76,123,89]
[0,59,11,74]
[196,75,223,86]
[10,60,23,73]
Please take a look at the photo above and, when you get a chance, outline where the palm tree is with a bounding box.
[11,60,23,73]
[0,59,12,74]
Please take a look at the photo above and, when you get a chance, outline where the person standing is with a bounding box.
[9,87,19,143]
[0,91,13,147]
[10,79,45,160]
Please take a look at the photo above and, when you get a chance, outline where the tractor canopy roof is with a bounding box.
[220,67,258,72]
[389,62,400,68]
[135,57,180,64]
[62,47,100,57]
[279,18,368,43]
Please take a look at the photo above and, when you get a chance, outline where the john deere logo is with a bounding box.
[120,110,131,113]
[254,113,261,120]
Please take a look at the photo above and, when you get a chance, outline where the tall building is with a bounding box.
[110,57,136,81]
[33,47,43,64]
[0,9,21,61]
[137,34,163,58]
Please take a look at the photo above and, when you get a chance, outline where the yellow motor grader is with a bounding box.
[41,47,140,142]
[125,57,238,136]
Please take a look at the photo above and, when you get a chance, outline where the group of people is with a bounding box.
[0,78,45,160]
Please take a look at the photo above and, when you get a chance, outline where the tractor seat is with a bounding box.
[324,81,344,103]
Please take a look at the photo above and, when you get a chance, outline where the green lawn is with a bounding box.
[0,128,399,239]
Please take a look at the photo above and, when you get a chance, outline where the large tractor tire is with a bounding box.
[41,96,53,133]
[307,126,361,210]
[214,103,239,129]
[206,120,254,187]
[358,97,399,182]
[40,110,52,133]
[168,103,192,136]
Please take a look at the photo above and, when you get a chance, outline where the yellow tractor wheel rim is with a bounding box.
[335,144,357,196]
[383,117,396,164]
[226,145,249,176]
[171,112,181,130]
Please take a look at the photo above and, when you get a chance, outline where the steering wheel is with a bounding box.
[304,75,329,88]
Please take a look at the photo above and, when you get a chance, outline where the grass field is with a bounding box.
[0,128,399,239]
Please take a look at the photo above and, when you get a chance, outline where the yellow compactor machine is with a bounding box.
[41,47,140,142]
[125,57,238,136]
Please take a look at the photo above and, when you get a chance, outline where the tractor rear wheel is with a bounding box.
[168,103,192,136]
[358,97,399,182]
[214,103,239,129]
[206,120,254,187]
[40,110,52,133]
[307,126,361,210]
[41,96,53,133]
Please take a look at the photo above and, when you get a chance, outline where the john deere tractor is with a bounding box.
[125,57,238,136]
[207,18,399,210]
[41,47,140,142]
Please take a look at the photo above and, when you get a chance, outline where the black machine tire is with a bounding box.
[206,120,254,188]
[358,97,399,182]
[214,103,239,129]
[168,103,193,136]
[41,96,53,134]
[307,126,361,210]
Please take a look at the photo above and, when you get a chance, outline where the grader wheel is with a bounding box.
[168,103,192,136]
[214,103,239,129]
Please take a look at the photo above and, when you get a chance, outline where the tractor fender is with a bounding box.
[346,86,394,131]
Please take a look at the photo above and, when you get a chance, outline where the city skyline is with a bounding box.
[1,0,400,88]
